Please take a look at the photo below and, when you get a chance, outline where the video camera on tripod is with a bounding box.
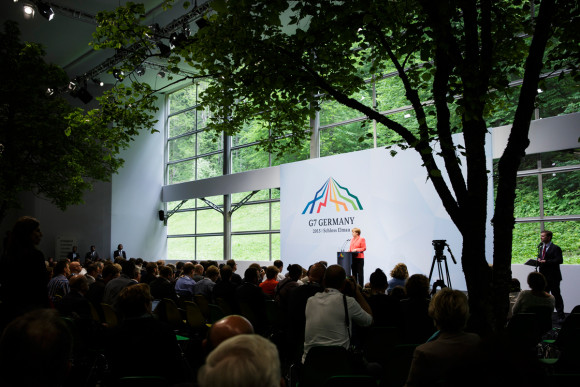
[429,239,457,293]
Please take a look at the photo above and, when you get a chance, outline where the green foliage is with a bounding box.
[0,21,158,220]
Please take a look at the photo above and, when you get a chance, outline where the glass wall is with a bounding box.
[165,66,579,262]
[494,149,580,264]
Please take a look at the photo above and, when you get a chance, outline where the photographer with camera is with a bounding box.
[302,265,372,363]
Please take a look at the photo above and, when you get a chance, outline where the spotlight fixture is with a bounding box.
[46,88,54,96]
[135,66,146,76]
[157,42,171,58]
[92,78,104,87]
[157,70,166,78]
[170,32,187,49]
[146,23,160,39]
[71,86,93,104]
[23,3,35,19]
[68,80,79,91]
[196,18,210,30]
[36,1,55,21]
[112,69,124,82]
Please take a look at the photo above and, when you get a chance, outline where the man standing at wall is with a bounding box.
[537,230,565,322]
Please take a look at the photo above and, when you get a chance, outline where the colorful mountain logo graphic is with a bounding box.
[302,177,363,214]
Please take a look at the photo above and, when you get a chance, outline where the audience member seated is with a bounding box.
[405,288,482,387]
[275,264,303,312]
[226,259,243,286]
[57,275,92,320]
[512,272,555,315]
[104,284,183,385]
[149,265,178,302]
[174,261,185,279]
[366,268,401,327]
[102,260,139,307]
[399,274,436,344]
[47,260,71,304]
[250,262,266,283]
[86,263,120,311]
[174,262,197,300]
[194,265,220,300]
[260,265,280,297]
[390,285,407,301]
[84,263,99,285]
[303,264,373,363]
[203,314,255,353]
[387,263,409,295]
[198,334,284,387]
[236,267,269,335]
[212,265,238,313]
[193,264,205,282]
[274,259,285,281]
[0,308,73,387]
[287,262,326,362]
[140,261,158,284]
[69,261,85,277]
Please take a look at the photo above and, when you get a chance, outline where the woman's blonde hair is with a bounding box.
[390,263,409,280]
[352,228,361,235]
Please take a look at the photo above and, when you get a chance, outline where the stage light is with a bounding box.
[135,66,146,76]
[36,1,54,21]
[157,42,171,58]
[23,4,35,19]
[170,32,187,49]
[112,69,124,82]
[46,88,54,96]
[196,18,210,30]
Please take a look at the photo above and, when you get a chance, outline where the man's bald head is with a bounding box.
[206,315,254,351]
[69,261,82,274]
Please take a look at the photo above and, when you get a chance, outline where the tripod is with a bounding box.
[428,253,452,291]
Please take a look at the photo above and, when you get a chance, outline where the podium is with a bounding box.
[337,252,358,275]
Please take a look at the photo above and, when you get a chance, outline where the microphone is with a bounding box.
[340,238,351,252]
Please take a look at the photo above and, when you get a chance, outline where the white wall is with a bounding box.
[110,98,167,261]
[0,98,166,262]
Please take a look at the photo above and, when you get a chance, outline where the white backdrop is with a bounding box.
[281,138,494,290]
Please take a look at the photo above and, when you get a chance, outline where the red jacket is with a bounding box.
[349,237,366,259]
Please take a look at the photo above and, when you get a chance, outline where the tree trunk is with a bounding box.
[491,0,556,332]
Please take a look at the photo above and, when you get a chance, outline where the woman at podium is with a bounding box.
[349,227,366,285]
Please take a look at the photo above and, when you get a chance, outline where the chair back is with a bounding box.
[215,297,234,316]
[208,303,225,324]
[526,305,553,335]
[88,302,102,323]
[300,346,353,387]
[363,326,402,363]
[118,376,169,386]
[265,299,281,326]
[324,375,377,387]
[194,294,210,320]
[507,313,540,349]
[184,301,208,331]
[160,298,185,327]
[100,303,119,327]
[381,343,419,387]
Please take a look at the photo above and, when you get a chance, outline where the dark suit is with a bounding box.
[538,242,564,317]
[113,250,126,259]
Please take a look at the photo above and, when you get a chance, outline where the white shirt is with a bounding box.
[303,288,372,362]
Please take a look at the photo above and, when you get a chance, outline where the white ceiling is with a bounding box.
[1,0,207,92]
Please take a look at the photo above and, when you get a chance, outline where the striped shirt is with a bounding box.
[47,274,70,303]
